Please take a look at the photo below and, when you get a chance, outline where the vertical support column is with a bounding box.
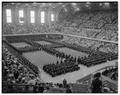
[34,7,37,26]
[48,8,51,27]
[46,9,49,26]
[55,10,58,24]
[44,8,47,26]
[56,6,63,23]
[26,5,30,26]
[11,6,14,25]
[2,6,6,26]
[37,6,41,26]
[24,6,28,26]
[15,6,19,25]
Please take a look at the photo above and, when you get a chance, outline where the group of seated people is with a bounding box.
[62,35,118,54]
[3,24,30,34]
[3,10,118,42]
[77,56,106,67]
[60,10,117,41]
[43,59,80,77]
[3,40,40,74]
[2,44,40,90]
[3,23,58,35]
[102,67,118,81]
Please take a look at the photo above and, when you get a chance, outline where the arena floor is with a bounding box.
[11,42,31,48]
[23,51,62,68]
[39,60,117,83]
[11,41,117,83]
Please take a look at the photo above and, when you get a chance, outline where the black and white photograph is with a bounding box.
[1,0,118,93]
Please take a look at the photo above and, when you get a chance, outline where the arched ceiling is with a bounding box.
[2,2,117,10]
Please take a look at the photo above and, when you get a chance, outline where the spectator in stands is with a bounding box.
[63,79,67,88]
[66,85,72,93]
[38,84,44,93]
[102,87,110,93]
[43,87,50,93]
[91,72,102,93]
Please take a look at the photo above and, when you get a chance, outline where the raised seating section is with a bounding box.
[3,10,118,42]
[102,67,118,81]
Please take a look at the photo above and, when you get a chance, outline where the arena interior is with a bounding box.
[2,2,118,93]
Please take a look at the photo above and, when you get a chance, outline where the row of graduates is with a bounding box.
[24,39,112,69]
[43,59,80,77]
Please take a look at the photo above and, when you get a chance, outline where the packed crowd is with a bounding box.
[60,10,118,41]
[62,35,118,54]
[3,24,58,35]
[4,40,40,74]
[43,60,80,77]
[3,10,118,42]
[102,67,118,81]
[2,43,40,90]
